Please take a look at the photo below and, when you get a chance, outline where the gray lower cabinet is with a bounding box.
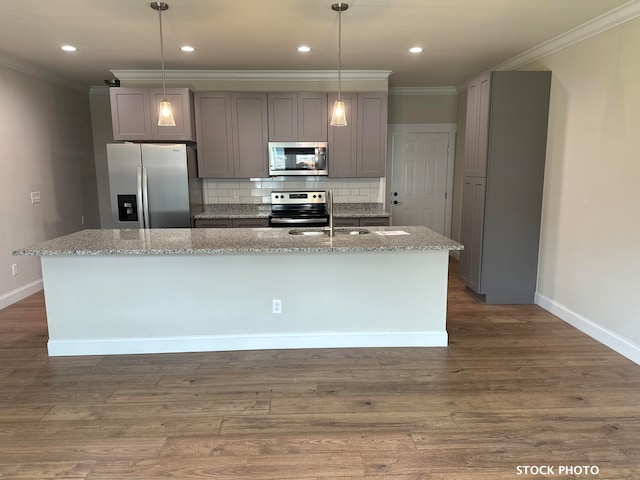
[328,92,388,178]
[109,87,195,142]
[195,92,268,178]
[194,218,269,228]
[268,92,328,142]
[334,217,390,227]
[459,71,551,304]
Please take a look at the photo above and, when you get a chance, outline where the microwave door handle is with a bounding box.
[136,166,145,229]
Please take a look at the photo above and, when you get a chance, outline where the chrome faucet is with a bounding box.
[326,189,335,237]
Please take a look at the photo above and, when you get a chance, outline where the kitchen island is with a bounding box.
[15,227,462,356]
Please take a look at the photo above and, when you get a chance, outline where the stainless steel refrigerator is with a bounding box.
[106,143,202,228]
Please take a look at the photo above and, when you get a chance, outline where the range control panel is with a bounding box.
[270,190,326,205]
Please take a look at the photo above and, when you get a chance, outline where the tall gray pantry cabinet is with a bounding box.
[459,71,552,304]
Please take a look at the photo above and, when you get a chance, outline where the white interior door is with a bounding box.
[390,132,450,234]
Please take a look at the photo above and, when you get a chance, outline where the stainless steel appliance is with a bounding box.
[268,142,328,176]
[106,143,202,228]
[269,190,329,227]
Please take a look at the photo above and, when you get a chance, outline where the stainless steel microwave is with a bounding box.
[268,142,328,176]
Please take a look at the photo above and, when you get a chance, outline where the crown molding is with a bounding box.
[111,69,393,82]
[0,54,87,93]
[89,86,111,95]
[496,0,640,73]
[389,87,458,96]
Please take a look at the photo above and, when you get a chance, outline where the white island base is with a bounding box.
[42,249,450,356]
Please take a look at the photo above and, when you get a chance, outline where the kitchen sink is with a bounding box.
[289,228,371,236]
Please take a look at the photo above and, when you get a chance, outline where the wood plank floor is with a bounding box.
[0,259,638,479]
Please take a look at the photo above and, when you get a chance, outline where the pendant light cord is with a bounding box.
[157,2,167,99]
[337,3,342,101]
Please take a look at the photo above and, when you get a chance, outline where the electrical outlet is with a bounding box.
[11,264,18,276]
[30,191,41,204]
[272,299,282,314]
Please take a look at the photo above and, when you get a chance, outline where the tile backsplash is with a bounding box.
[203,177,385,204]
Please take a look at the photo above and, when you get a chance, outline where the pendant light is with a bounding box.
[151,2,176,127]
[330,2,349,127]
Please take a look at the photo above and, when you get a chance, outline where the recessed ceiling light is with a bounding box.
[60,45,78,52]
[409,46,423,54]
[180,46,195,52]
[297,45,311,53]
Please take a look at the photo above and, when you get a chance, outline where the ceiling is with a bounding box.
[0,0,633,90]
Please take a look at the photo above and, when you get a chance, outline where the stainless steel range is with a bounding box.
[269,190,329,227]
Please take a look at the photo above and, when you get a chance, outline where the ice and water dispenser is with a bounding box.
[117,195,138,222]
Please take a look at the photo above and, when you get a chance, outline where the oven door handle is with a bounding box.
[269,217,328,225]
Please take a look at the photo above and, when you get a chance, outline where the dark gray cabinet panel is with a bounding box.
[268,92,327,142]
[459,71,551,304]
[109,87,195,142]
[194,218,269,228]
[328,92,387,178]
[334,217,390,227]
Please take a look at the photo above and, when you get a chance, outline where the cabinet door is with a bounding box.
[194,219,234,228]
[298,93,328,141]
[464,73,491,177]
[334,218,360,227]
[459,176,486,292]
[357,92,388,177]
[150,88,195,141]
[110,88,153,141]
[268,93,298,141]
[195,92,235,178]
[360,217,390,227]
[328,92,357,177]
[232,218,269,228]
[232,93,269,178]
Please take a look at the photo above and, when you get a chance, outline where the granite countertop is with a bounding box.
[14,227,463,256]
[194,203,390,220]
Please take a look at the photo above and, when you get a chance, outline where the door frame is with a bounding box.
[386,123,457,237]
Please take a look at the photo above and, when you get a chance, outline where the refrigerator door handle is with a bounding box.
[136,166,145,229]
[142,166,150,229]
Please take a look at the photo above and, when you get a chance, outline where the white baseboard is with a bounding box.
[0,279,43,311]
[47,331,448,356]
[535,292,640,366]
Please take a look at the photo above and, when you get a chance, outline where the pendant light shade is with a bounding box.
[330,99,347,127]
[151,2,175,127]
[330,2,349,127]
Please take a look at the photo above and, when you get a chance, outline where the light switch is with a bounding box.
[30,192,41,204]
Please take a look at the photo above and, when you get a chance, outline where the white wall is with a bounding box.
[525,18,640,362]
[0,64,97,308]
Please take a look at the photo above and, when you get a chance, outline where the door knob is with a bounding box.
[393,192,398,196]
[393,200,403,205]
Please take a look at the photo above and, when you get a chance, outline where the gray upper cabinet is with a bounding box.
[109,87,195,142]
[328,92,387,178]
[328,92,357,177]
[195,92,268,179]
[268,92,328,141]
[463,73,491,177]
[459,71,552,304]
